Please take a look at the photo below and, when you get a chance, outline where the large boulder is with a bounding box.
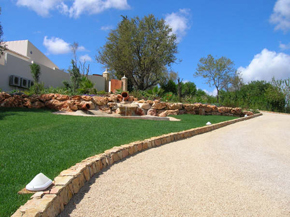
[32,101,45,109]
[140,103,151,110]
[81,95,92,101]
[183,104,195,112]
[99,105,112,114]
[71,95,82,101]
[147,108,157,116]
[54,94,69,101]
[1,95,23,107]
[151,102,167,110]
[166,109,179,116]
[39,94,54,102]
[146,100,154,105]
[23,98,32,108]
[28,94,40,103]
[166,103,183,110]
[92,96,108,106]
[45,99,66,110]
[135,107,145,116]
[108,94,118,102]
[205,105,218,112]
[158,111,167,117]
[0,92,11,103]
[231,107,242,115]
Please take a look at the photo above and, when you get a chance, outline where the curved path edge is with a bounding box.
[11,113,262,217]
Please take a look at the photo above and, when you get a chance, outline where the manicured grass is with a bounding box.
[0,108,237,217]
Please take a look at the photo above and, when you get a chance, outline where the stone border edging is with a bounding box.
[11,113,262,217]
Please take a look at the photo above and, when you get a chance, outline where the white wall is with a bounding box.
[5,40,59,70]
[0,53,105,92]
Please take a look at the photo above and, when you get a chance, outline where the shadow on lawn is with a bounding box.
[0,107,52,120]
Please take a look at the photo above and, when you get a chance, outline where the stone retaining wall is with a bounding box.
[0,92,254,117]
[11,113,262,217]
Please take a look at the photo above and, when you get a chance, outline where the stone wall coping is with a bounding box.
[11,113,262,217]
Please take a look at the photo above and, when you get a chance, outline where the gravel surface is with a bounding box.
[59,112,290,217]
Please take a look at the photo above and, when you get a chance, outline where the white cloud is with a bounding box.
[279,41,290,50]
[165,9,191,42]
[43,36,71,54]
[238,49,290,83]
[204,88,217,96]
[270,0,290,32]
[68,0,130,18]
[77,46,86,52]
[101,25,114,31]
[43,36,87,55]
[16,0,63,17]
[79,54,92,62]
[15,0,130,18]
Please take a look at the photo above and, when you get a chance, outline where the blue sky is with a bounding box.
[1,0,290,94]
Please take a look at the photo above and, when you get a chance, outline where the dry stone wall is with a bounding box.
[0,92,254,117]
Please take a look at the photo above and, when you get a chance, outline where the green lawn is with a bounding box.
[0,108,238,217]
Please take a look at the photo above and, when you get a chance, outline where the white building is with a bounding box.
[0,40,105,92]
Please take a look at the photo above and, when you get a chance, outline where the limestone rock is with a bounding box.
[81,95,92,101]
[183,104,195,111]
[135,107,145,116]
[193,103,202,109]
[66,100,78,111]
[99,105,112,114]
[108,94,118,102]
[32,101,45,109]
[231,107,242,115]
[159,111,167,117]
[199,108,205,115]
[166,103,183,110]
[39,94,54,102]
[71,95,82,101]
[23,98,32,108]
[108,102,117,108]
[92,96,108,106]
[45,99,66,110]
[146,100,154,105]
[128,96,135,102]
[1,95,23,107]
[28,94,39,103]
[0,92,11,102]
[152,102,167,110]
[147,108,157,116]
[179,109,187,115]
[166,109,179,116]
[140,103,151,110]
[55,94,69,101]
[205,105,217,112]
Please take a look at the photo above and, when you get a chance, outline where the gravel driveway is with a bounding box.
[59,112,290,217]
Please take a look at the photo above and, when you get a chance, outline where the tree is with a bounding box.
[181,81,197,97]
[30,63,42,94]
[161,79,177,94]
[70,42,90,76]
[96,14,178,90]
[271,77,290,112]
[68,60,82,92]
[194,54,235,102]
